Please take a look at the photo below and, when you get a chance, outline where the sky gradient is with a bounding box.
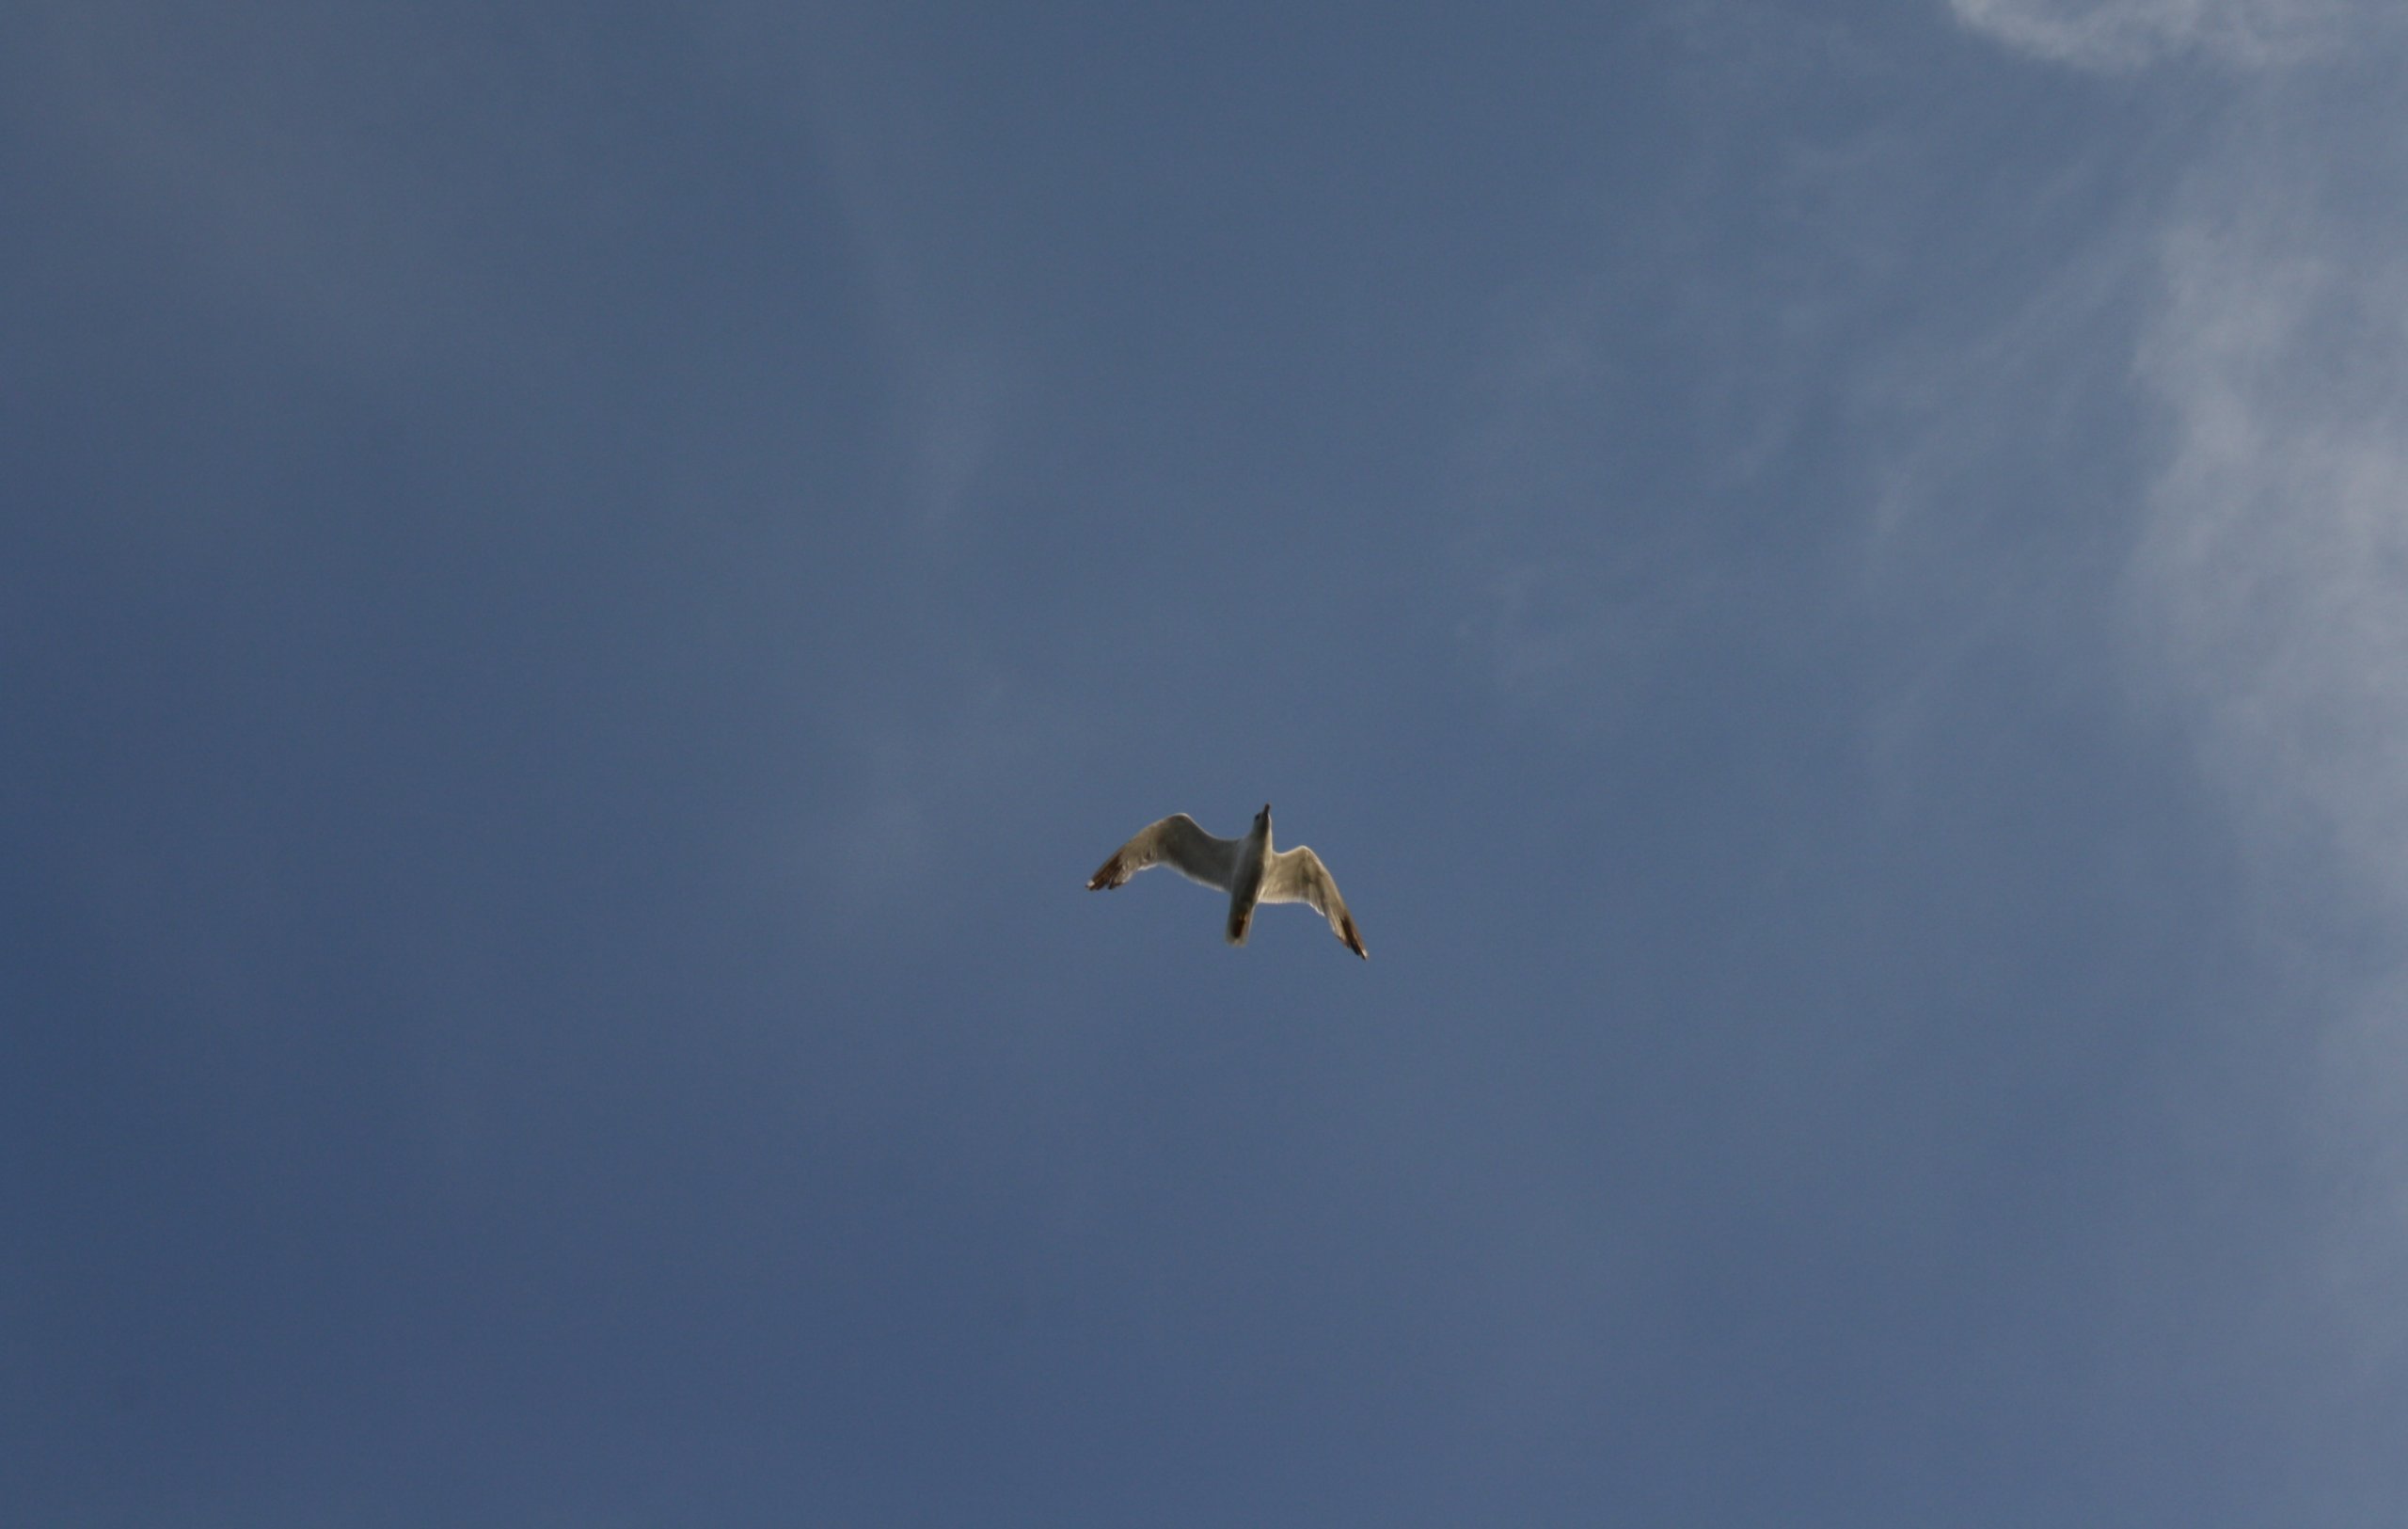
[8,2,2408,1522]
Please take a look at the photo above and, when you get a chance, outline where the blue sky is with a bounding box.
[8,1,2408,1522]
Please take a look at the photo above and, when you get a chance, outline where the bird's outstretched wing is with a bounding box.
[1260,846,1368,959]
[1088,814,1238,892]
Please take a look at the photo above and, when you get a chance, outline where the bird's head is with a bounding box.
[1256,803,1273,832]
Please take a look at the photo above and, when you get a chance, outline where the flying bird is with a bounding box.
[1087,804,1367,959]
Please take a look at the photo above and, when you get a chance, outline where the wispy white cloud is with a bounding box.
[2120,112,2408,1362]
[1475,0,2408,1437]
[708,0,1016,534]
[2134,189,2408,907]
[1853,6,2408,1450]
[1445,96,1914,735]
[1448,275,1738,736]
[803,677,1078,932]
[697,4,1074,924]
[1946,0,2399,70]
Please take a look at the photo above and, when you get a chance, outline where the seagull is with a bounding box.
[1087,804,1367,959]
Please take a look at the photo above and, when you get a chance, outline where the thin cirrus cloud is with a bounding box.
[1954,0,2408,1373]
[695,5,1069,926]
[2128,129,2408,1363]
[746,0,1017,535]
[1941,0,2408,917]
[1946,0,2392,68]
[2135,183,2408,913]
